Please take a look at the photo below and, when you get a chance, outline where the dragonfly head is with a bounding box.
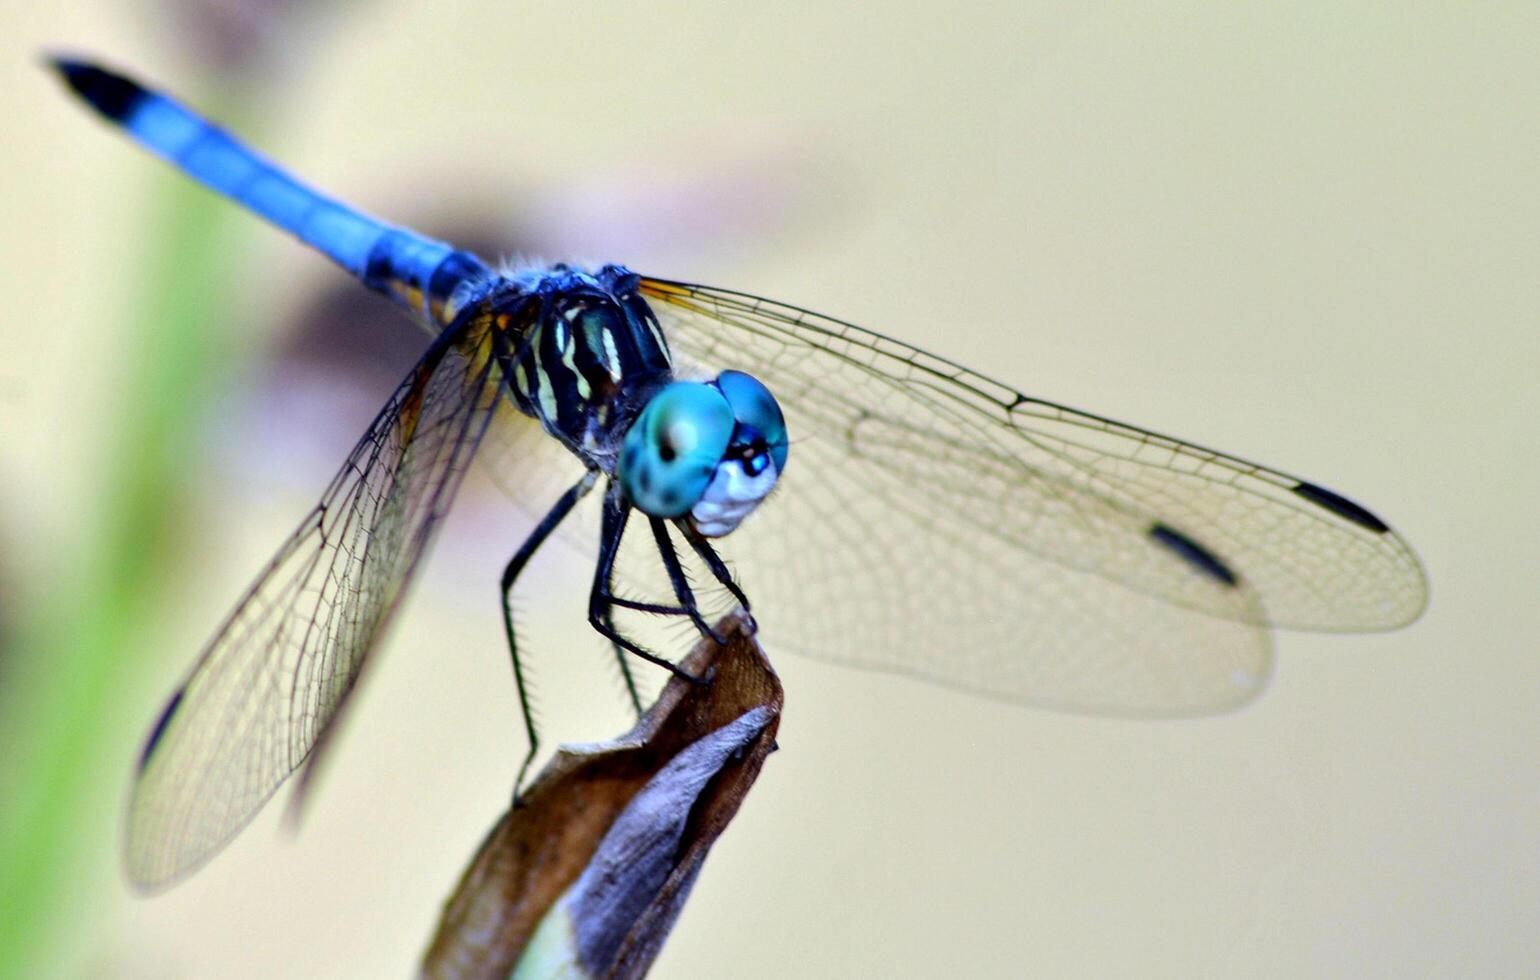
[619,370,788,536]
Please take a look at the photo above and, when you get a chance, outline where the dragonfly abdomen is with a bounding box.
[52,58,490,327]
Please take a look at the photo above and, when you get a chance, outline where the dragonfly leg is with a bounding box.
[501,470,598,803]
[602,606,644,718]
[588,491,708,685]
[678,521,756,632]
[606,595,696,616]
[649,516,728,645]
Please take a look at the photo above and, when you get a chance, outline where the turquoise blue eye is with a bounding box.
[717,370,788,473]
[620,382,735,517]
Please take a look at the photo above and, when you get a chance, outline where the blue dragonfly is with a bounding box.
[53,58,1428,892]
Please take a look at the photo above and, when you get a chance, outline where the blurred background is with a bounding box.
[2,3,1536,977]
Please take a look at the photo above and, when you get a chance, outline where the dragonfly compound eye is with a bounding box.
[620,382,735,517]
[682,371,789,537]
[716,370,788,475]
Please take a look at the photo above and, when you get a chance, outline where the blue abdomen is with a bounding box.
[53,58,488,327]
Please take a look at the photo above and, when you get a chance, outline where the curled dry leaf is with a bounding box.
[422,610,782,979]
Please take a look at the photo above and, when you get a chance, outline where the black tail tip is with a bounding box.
[46,54,147,122]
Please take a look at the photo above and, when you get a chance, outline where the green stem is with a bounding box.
[0,100,253,979]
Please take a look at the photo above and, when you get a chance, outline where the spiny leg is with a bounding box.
[607,596,697,616]
[678,520,755,630]
[588,491,706,684]
[649,516,727,645]
[603,606,643,717]
[502,470,597,802]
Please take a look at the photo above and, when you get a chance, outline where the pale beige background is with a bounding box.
[3,3,1536,978]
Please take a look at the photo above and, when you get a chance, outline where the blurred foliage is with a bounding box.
[0,87,255,979]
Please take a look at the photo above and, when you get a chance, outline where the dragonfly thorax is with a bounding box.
[500,264,674,466]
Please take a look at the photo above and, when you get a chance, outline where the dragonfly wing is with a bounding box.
[636,277,1427,712]
[126,318,501,890]
[477,398,590,529]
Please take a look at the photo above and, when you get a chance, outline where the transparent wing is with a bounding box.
[629,277,1427,712]
[126,321,501,891]
[477,399,591,524]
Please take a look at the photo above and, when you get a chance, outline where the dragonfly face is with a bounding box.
[619,369,789,535]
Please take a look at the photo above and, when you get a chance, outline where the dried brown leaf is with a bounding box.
[422,610,781,979]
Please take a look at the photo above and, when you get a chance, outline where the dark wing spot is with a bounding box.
[1292,481,1390,533]
[1150,522,1239,586]
[51,58,148,122]
[137,687,186,772]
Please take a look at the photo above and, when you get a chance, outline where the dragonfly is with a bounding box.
[54,57,1427,892]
